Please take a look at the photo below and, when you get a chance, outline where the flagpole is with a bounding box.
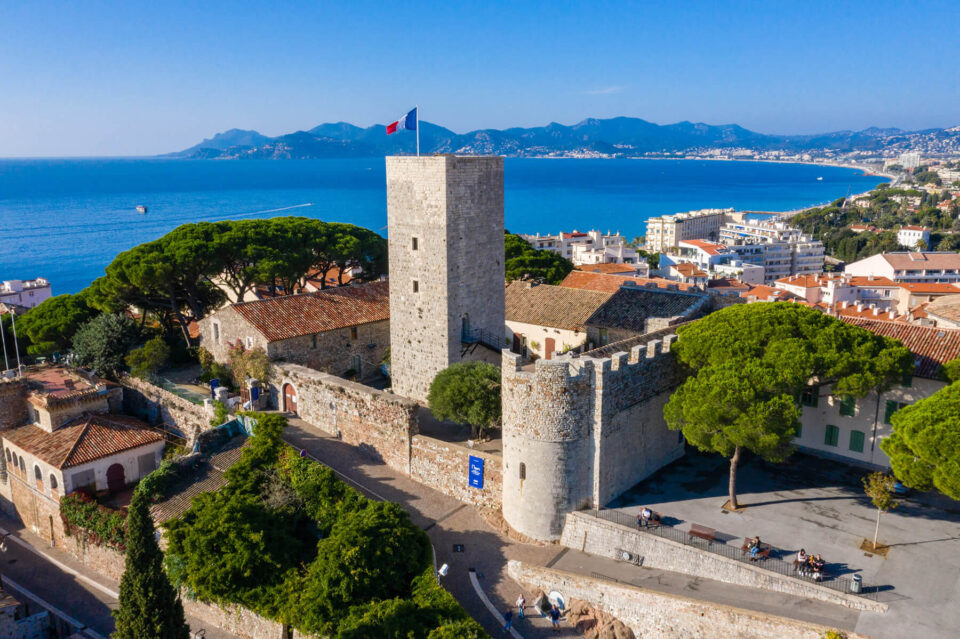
[0,312,9,372]
[416,105,420,157]
[9,309,21,376]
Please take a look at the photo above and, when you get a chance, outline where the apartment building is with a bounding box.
[644,208,734,253]
[845,252,960,284]
[897,226,931,249]
[521,230,641,266]
[719,219,825,282]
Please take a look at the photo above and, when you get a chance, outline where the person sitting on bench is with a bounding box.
[638,507,653,528]
[795,549,807,570]
[811,554,825,581]
[747,536,762,560]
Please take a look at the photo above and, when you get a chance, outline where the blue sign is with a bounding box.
[210,378,220,398]
[468,455,484,490]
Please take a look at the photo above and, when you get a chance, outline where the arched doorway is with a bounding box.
[106,463,125,492]
[283,383,298,415]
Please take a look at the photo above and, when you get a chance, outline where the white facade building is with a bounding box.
[644,208,734,253]
[897,226,931,249]
[0,278,51,310]
[522,230,641,266]
[719,220,825,282]
[845,252,960,284]
[898,151,921,169]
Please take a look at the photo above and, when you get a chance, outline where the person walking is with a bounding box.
[516,593,526,619]
[549,604,561,633]
[503,608,513,633]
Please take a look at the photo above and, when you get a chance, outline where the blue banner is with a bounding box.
[468,455,484,490]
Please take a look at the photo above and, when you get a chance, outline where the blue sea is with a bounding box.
[0,158,883,295]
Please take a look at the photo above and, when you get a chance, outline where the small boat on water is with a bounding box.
[136,205,148,213]
[816,177,823,181]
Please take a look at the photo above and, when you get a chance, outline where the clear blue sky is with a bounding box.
[2,0,958,157]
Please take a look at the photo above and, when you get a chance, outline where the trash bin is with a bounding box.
[851,574,862,594]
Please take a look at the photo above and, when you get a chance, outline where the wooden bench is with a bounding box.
[688,523,716,543]
[741,541,772,561]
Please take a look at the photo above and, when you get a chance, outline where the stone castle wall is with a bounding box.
[275,363,504,509]
[508,560,871,639]
[386,155,505,402]
[410,435,502,510]
[501,332,687,541]
[267,320,390,383]
[121,376,211,444]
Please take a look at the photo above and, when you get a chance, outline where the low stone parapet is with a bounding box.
[508,560,871,639]
[559,511,887,613]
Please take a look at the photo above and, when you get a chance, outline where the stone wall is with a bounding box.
[267,320,390,383]
[559,511,887,612]
[275,363,418,474]
[182,598,288,639]
[410,435,502,509]
[197,306,267,364]
[121,376,211,444]
[0,380,26,431]
[386,155,505,402]
[501,332,687,541]
[507,561,870,639]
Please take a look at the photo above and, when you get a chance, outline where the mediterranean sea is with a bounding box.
[0,158,884,296]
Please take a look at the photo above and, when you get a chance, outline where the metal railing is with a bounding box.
[593,508,878,600]
[461,328,504,351]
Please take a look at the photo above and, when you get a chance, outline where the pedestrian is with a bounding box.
[503,608,513,632]
[516,593,526,619]
[550,604,561,633]
[639,506,652,528]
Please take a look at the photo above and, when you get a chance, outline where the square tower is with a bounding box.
[386,155,505,402]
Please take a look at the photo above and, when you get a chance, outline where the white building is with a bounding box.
[661,239,766,285]
[795,318,960,469]
[899,151,921,169]
[845,252,960,284]
[897,226,931,249]
[644,208,734,253]
[521,230,641,266]
[719,219,825,282]
[0,278,51,310]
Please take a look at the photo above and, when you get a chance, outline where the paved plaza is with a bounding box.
[610,449,960,639]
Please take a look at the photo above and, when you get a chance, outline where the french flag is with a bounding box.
[386,107,417,134]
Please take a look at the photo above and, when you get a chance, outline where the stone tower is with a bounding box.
[386,155,506,402]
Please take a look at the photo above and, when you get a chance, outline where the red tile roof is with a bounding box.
[231,281,390,342]
[673,262,707,278]
[846,276,897,288]
[23,368,96,400]
[898,282,960,294]
[900,225,928,231]
[775,274,824,288]
[505,282,613,330]
[842,318,960,379]
[741,285,801,301]
[576,263,640,275]
[707,277,750,291]
[879,252,960,270]
[679,239,727,256]
[561,232,589,239]
[561,271,697,293]
[4,414,163,469]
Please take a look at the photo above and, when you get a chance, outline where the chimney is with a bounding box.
[888,311,896,320]
[873,308,880,316]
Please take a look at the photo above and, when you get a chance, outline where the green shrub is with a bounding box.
[60,492,127,550]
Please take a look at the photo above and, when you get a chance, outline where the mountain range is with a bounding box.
[168,117,960,159]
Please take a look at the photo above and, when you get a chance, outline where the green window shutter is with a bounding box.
[839,396,856,416]
[901,373,913,387]
[800,388,819,407]
[825,425,839,447]
[849,430,865,453]
[884,399,898,424]
[795,423,803,438]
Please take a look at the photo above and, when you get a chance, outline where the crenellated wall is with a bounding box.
[501,331,686,541]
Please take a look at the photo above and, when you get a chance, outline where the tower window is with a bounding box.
[519,463,526,480]
[412,237,419,251]
[350,326,358,340]
[412,280,419,293]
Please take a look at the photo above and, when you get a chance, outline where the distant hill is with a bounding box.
[167,117,960,159]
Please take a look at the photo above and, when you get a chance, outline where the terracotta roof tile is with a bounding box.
[576,263,640,275]
[673,263,707,278]
[586,286,708,333]
[924,294,960,323]
[505,282,613,331]
[842,317,960,379]
[879,252,960,270]
[679,239,728,256]
[231,281,389,342]
[742,285,801,301]
[4,414,163,469]
[898,282,960,294]
[561,271,697,294]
